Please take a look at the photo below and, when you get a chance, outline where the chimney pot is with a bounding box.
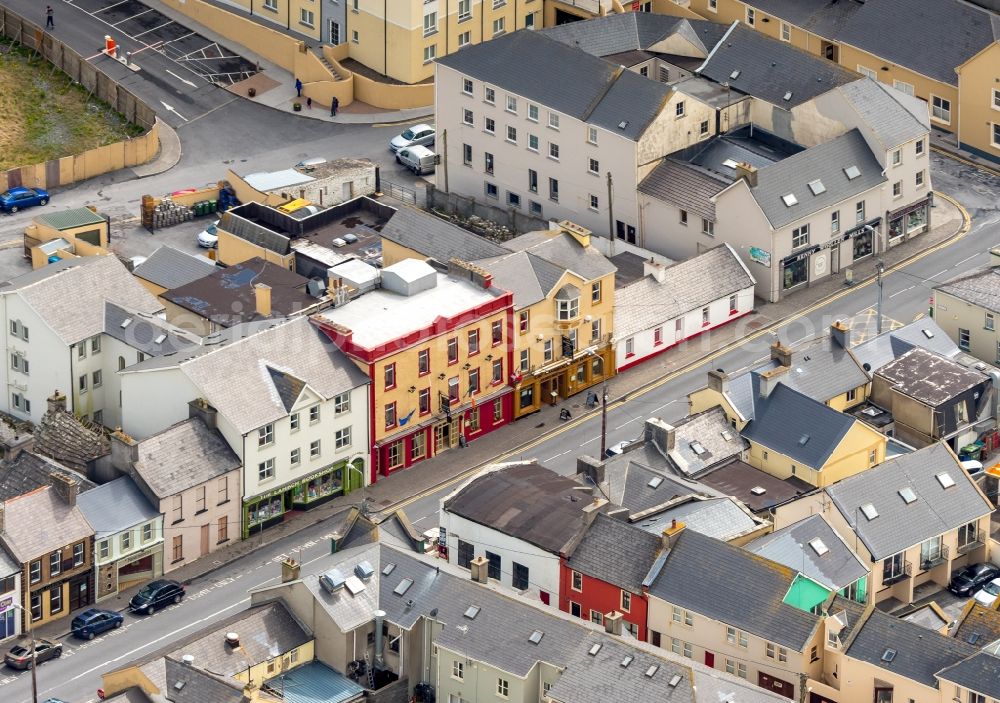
[770,341,792,368]
[281,558,300,583]
[470,555,489,583]
[735,162,758,187]
[254,283,272,317]
[831,320,851,349]
[662,520,685,550]
[46,390,67,416]
[225,633,240,647]
[604,611,624,636]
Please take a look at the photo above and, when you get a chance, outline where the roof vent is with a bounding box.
[355,560,375,580]
[782,193,798,207]
[319,568,346,593]
[881,649,896,663]
[898,487,917,504]
[721,430,734,441]
[750,486,766,496]
[154,334,167,344]
[668,674,682,687]
[174,681,186,691]
[393,578,413,596]
[729,70,741,80]
[618,120,630,130]
[936,472,955,489]
[809,538,829,556]
[648,476,664,489]
[225,632,240,648]
[120,318,132,329]
[645,665,659,678]
[844,165,861,180]
[808,179,826,196]
[588,643,602,656]
[860,503,878,520]
[621,655,634,668]
[464,605,481,620]
[528,630,544,644]
[382,563,396,576]
[783,91,793,101]
[181,654,195,666]
[967,632,981,645]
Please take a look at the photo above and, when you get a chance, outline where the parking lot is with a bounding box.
[67,0,259,85]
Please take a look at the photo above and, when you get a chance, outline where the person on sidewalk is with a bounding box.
[331,96,339,117]
[294,78,302,97]
[45,5,54,28]
[306,97,312,109]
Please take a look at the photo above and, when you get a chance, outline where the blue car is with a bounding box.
[0,186,50,213]
[71,608,124,640]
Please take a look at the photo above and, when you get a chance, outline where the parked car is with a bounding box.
[129,579,185,615]
[974,577,1000,607]
[395,146,438,176]
[0,187,49,213]
[5,638,62,669]
[197,220,220,248]
[605,441,629,458]
[389,123,435,153]
[961,460,985,478]
[949,563,1000,596]
[72,608,124,639]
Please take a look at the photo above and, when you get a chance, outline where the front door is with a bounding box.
[759,672,794,699]
[704,651,715,668]
[69,576,90,610]
[831,245,840,274]
[201,524,210,557]
[329,20,340,44]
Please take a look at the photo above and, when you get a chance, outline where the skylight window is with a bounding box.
[588,643,602,656]
[860,503,878,521]
[808,179,826,196]
[120,318,132,329]
[621,655,634,668]
[898,487,917,504]
[798,434,810,445]
[922,329,935,339]
[528,630,544,644]
[464,605,481,620]
[844,165,861,180]
[809,538,829,556]
[782,193,799,207]
[154,334,167,344]
[936,472,955,489]
[668,674,682,687]
[648,476,664,489]
[618,120,630,130]
[393,578,413,596]
[690,441,706,455]
[645,665,659,678]
[729,70,741,80]
[783,91,793,101]
[881,649,896,663]
[722,158,739,169]
[382,563,396,576]
[344,576,365,595]
[750,486,766,496]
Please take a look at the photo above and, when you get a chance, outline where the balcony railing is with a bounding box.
[919,545,949,571]
[957,538,986,556]
[882,560,912,585]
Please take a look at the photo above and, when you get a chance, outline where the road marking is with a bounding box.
[544,450,570,461]
[580,436,599,446]
[928,269,949,279]
[112,8,154,26]
[134,20,175,39]
[614,417,641,430]
[889,285,915,298]
[165,69,196,87]
[930,145,1000,178]
[160,101,189,122]
[94,0,132,12]
[955,254,980,267]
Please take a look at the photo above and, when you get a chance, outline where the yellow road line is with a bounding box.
[930,145,1000,178]
[388,191,973,515]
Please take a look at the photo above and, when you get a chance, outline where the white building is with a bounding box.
[119,317,371,539]
[0,550,20,644]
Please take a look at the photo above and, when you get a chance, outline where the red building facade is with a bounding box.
[558,559,650,641]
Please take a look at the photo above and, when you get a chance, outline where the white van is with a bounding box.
[396,145,438,176]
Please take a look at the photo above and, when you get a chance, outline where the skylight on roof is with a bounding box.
[721,430,734,441]
[668,674,682,688]
[344,576,365,595]
[154,334,167,344]
[528,630,544,644]
[967,632,981,645]
[936,472,956,489]
[844,165,861,180]
[881,649,896,663]
[898,487,917,504]
[648,476,664,489]
[808,179,826,196]
[729,70,741,80]
[783,91,793,101]
[588,643,602,656]
[782,193,799,207]
[860,503,878,521]
[645,665,659,678]
[690,441,706,455]
[621,655,634,668]
[120,318,132,329]
[464,605,481,620]
[393,578,413,596]
[618,120,630,130]
[750,486,766,496]
[809,538,829,556]
[798,434,810,445]
[382,563,396,576]
[722,158,739,169]
[922,329,935,339]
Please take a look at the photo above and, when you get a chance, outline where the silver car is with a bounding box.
[389,123,435,153]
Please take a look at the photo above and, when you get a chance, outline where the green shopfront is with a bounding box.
[242,458,365,538]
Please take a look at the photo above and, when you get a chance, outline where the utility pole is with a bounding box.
[600,380,608,460]
[441,129,449,193]
[872,224,884,335]
[606,172,615,257]
[11,603,37,703]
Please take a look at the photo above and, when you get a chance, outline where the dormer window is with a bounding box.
[555,285,580,321]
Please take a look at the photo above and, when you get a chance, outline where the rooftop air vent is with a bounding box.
[382,563,396,576]
[921,329,934,339]
[808,179,826,195]
[344,576,366,595]
[729,70,741,80]
[782,193,798,207]
[721,430,733,441]
[935,472,955,489]
[319,568,346,593]
[648,476,664,489]
[621,655,634,668]
[967,632,981,645]
[528,630,544,644]
[355,560,375,580]
[860,503,878,520]
[225,632,240,647]
[881,649,896,663]
[393,578,413,596]
[898,487,917,504]
[589,643,602,656]
[809,538,829,556]
[332,238,347,248]
[750,486,766,496]
[844,165,861,180]
[799,434,810,445]
[464,606,481,620]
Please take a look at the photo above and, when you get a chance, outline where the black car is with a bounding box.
[949,563,1000,596]
[71,608,124,639]
[129,579,185,615]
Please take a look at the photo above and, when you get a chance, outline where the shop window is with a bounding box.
[411,433,426,460]
[388,441,404,469]
[783,258,808,290]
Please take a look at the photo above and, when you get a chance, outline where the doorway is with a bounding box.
[329,20,340,45]
[704,651,715,668]
[69,577,90,611]
[759,672,794,699]
[435,418,460,452]
[201,524,210,557]
[831,246,840,274]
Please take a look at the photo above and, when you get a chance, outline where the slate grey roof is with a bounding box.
[0,485,94,563]
[436,30,671,141]
[826,442,993,560]
[744,333,869,404]
[746,129,885,230]
[132,246,216,290]
[0,451,95,502]
[937,652,1000,701]
[638,159,724,221]
[851,318,960,374]
[180,317,369,435]
[163,657,244,703]
[32,402,109,475]
[835,79,930,150]
[266,367,306,412]
[741,380,856,468]
[501,230,617,281]
[699,460,810,512]
[76,476,158,539]
[598,446,714,514]
[475,251,564,309]
[665,406,748,478]
[685,131,794,179]
[443,463,596,554]
[745,514,867,591]
[827,595,867,645]
[738,0,864,39]
[34,207,106,230]
[102,689,153,703]
[133,417,240,499]
[634,496,762,543]
[0,256,163,344]
[614,244,754,342]
[875,347,987,406]
[936,266,1000,315]
[846,610,977,687]
[378,206,509,265]
[566,513,662,593]
[649,528,820,650]
[697,23,857,107]
[0,543,19,577]
[954,602,1000,648]
[104,303,200,358]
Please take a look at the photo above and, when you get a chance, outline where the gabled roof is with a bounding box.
[935,265,1000,315]
[664,405,748,478]
[35,207,106,230]
[637,159,724,221]
[0,486,94,562]
[76,476,159,539]
[443,463,596,555]
[698,459,810,512]
[501,229,617,281]
[953,602,1000,649]
[649,529,820,650]
[266,366,307,412]
[163,657,244,703]
[875,347,988,406]
[852,318,960,374]
[0,256,162,344]
[0,451,95,502]
[475,250,565,309]
[436,30,671,141]
[133,417,241,498]
[566,513,663,593]
[599,449,712,514]
[633,496,762,543]
[750,334,869,404]
[741,381,856,468]
[846,610,977,687]
[937,652,1000,702]
[745,129,885,230]
[697,23,857,108]
[826,443,992,560]
[745,514,867,592]
[835,79,930,151]
[104,302,200,358]
[132,245,216,290]
[378,206,509,264]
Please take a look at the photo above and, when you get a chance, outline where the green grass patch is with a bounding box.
[0,39,145,172]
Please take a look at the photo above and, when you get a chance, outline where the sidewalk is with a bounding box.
[931,128,1000,176]
[26,192,968,642]
[130,117,182,178]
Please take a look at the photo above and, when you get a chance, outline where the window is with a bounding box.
[587,126,598,145]
[528,134,539,151]
[385,402,397,428]
[492,17,505,36]
[792,224,810,248]
[856,201,866,223]
[423,45,436,63]
[518,310,530,334]
[462,77,473,95]
[549,143,560,160]
[590,609,603,624]
[173,535,183,562]
[99,540,110,559]
[892,149,902,166]
[994,123,1000,148]
[893,181,902,198]
[334,392,350,415]
[506,95,517,113]
[512,562,529,589]
[497,678,509,697]
[172,495,183,523]
[489,319,503,346]
[916,169,925,187]
[448,337,459,363]
[745,8,755,26]
[484,117,495,134]
[987,312,995,331]
[310,405,321,424]
[484,86,495,104]
[588,157,599,175]
[549,177,559,202]
[484,152,494,174]
[335,428,351,450]
[50,586,62,614]
[463,108,474,126]
[702,306,710,326]
[30,560,41,583]
[484,182,498,200]
[506,125,517,143]
[351,30,359,44]
[30,592,41,621]
[457,539,474,568]
[290,448,301,466]
[959,328,970,351]
[527,104,540,122]
[542,338,554,363]
[78,343,87,360]
[388,441,403,469]
[891,80,914,97]
[307,439,320,460]
[290,413,300,432]
[258,423,274,447]
[452,660,464,680]
[931,95,951,123]
[49,551,61,577]
[423,11,437,36]
[548,113,560,129]
[468,368,480,396]
[708,0,718,9]
[959,521,980,548]
[258,458,275,481]
[586,194,598,211]
[493,399,503,423]
[831,210,840,234]
[419,387,431,415]
[557,296,579,321]
[491,358,503,384]
[916,138,925,156]
[9,353,28,375]
[675,101,685,117]
[781,21,790,41]
[858,65,877,80]
[571,570,583,591]
[459,0,471,20]
[527,169,538,193]
[702,219,714,235]
[142,523,153,543]
[679,210,688,225]
[621,590,631,612]
[121,531,132,551]
[79,374,88,393]
[384,362,396,390]
[411,433,426,460]
[217,516,228,543]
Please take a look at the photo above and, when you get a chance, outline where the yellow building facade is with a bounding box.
[956,42,1000,165]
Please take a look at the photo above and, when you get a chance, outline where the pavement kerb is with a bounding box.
[131,117,182,178]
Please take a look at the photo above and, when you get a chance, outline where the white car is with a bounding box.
[389,123,435,153]
[974,578,1000,607]
[197,220,220,248]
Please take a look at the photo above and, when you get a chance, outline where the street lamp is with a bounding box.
[9,601,38,703]
[586,350,610,459]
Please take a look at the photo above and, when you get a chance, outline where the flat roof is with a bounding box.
[243,168,315,192]
[264,661,364,703]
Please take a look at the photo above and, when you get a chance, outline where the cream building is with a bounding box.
[933,248,1000,365]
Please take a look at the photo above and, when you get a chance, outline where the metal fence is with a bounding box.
[381,179,416,205]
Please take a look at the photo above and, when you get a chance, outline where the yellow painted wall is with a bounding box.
[956,42,1000,162]
[237,640,314,688]
[688,386,748,428]
[825,384,868,412]
[100,666,162,699]
[216,228,295,268]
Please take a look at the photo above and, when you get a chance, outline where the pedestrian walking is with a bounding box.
[45,5,54,29]
[294,78,302,97]
[306,97,312,109]
[331,96,339,117]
